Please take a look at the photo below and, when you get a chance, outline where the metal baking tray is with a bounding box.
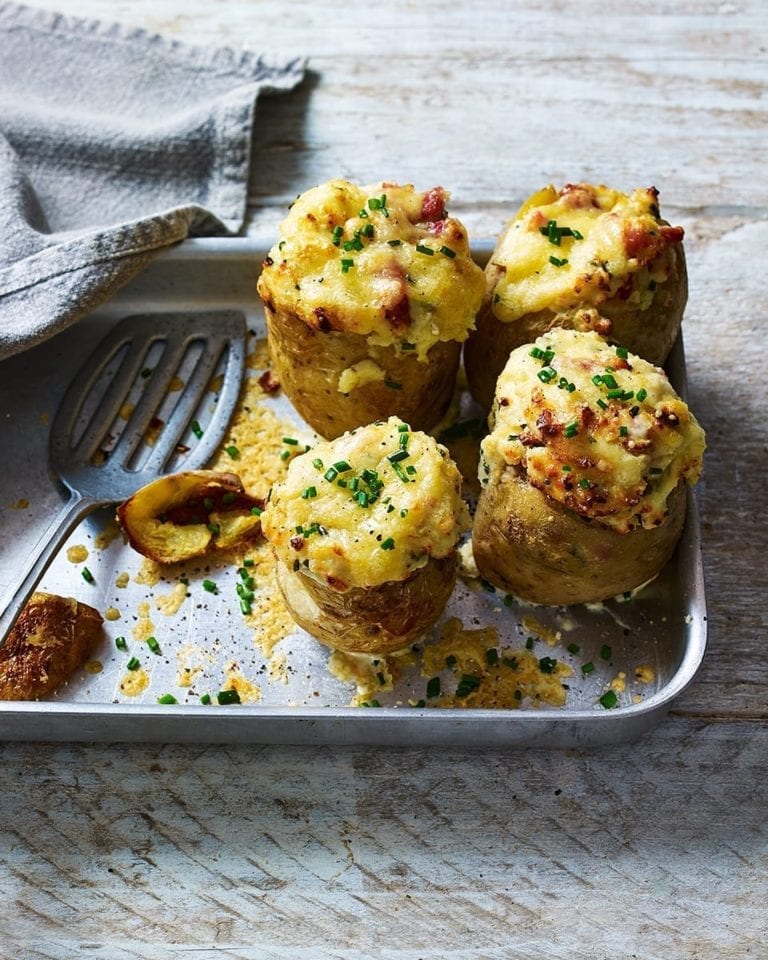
[0,238,706,746]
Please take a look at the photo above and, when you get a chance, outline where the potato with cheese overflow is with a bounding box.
[257,179,485,438]
[464,183,687,410]
[472,329,705,605]
[261,417,469,654]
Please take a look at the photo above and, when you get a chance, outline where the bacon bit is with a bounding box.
[616,277,634,301]
[263,256,274,267]
[289,536,305,551]
[580,406,596,431]
[384,294,411,331]
[499,397,510,407]
[536,409,560,437]
[427,220,445,235]
[559,184,600,209]
[613,356,631,371]
[421,187,448,222]
[519,431,545,448]
[660,224,685,244]
[313,306,334,333]
[575,456,596,469]
[174,443,191,454]
[325,575,348,591]
[656,408,680,426]
[257,369,280,394]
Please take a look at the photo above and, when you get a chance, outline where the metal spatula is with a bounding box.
[0,310,246,641]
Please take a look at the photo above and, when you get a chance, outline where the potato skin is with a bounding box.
[464,215,688,411]
[264,302,460,440]
[472,474,687,605]
[276,552,457,654]
[0,592,103,700]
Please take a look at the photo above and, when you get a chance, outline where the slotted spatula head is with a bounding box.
[50,310,246,501]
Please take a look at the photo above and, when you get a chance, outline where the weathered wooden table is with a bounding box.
[2,2,766,957]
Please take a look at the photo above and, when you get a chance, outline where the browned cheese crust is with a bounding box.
[0,592,103,700]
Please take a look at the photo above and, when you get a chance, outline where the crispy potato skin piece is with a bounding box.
[264,303,460,440]
[276,552,458,655]
[464,233,688,411]
[0,592,103,700]
[472,474,687,605]
[117,470,263,564]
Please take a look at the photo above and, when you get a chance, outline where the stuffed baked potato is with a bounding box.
[257,179,485,438]
[464,183,688,410]
[261,417,469,654]
[472,329,705,605]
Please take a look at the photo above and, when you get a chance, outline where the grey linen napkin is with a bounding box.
[0,2,305,360]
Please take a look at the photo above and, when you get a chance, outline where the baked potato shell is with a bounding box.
[472,473,687,605]
[0,592,103,700]
[464,231,688,411]
[264,303,460,440]
[276,552,458,655]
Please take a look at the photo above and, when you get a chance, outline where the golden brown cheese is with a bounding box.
[257,179,485,360]
[490,183,684,322]
[262,417,469,590]
[481,329,705,533]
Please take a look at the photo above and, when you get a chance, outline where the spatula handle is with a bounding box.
[0,493,112,643]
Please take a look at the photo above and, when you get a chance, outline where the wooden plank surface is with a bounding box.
[2,0,767,956]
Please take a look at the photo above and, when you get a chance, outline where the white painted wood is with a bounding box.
[2,1,767,956]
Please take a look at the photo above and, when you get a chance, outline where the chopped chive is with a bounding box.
[620,426,629,437]
[600,644,612,661]
[240,598,252,615]
[115,636,127,651]
[503,594,515,607]
[200,693,212,705]
[455,675,481,698]
[549,255,569,267]
[157,693,178,705]
[312,458,324,470]
[217,689,241,705]
[401,341,415,350]
[399,508,408,518]
[564,422,578,438]
[202,579,217,594]
[616,345,629,359]
[596,398,608,410]
[380,537,395,551]
[324,467,338,482]
[601,373,618,389]
[282,437,299,446]
[387,239,402,246]
[439,245,456,258]
[562,465,572,472]
[567,642,580,654]
[537,367,557,383]
[331,225,343,246]
[415,244,434,256]
[225,445,240,459]
[599,690,619,709]
[387,449,409,463]
[581,661,596,675]
[191,420,203,439]
[243,558,254,567]
[301,486,317,499]
[384,379,403,390]
[203,496,215,510]
[502,656,519,669]
[341,258,354,273]
[207,522,220,535]
[405,465,416,475]
[485,648,499,666]
[391,461,410,483]
[279,449,291,461]
[250,506,262,516]
[445,654,457,669]
[525,637,535,650]
[426,676,441,699]
[81,567,94,584]
[538,656,557,674]
[579,478,590,489]
[355,490,369,507]
[636,388,648,402]
[222,492,237,505]
[147,636,161,655]
[140,367,153,379]
[126,657,140,671]
[333,460,352,472]
[649,467,664,475]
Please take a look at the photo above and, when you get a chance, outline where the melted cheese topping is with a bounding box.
[481,329,705,532]
[262,417,469,589]
[491,183,683,321]
[257,179,485,360]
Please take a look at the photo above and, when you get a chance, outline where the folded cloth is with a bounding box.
[0,2,305,360]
